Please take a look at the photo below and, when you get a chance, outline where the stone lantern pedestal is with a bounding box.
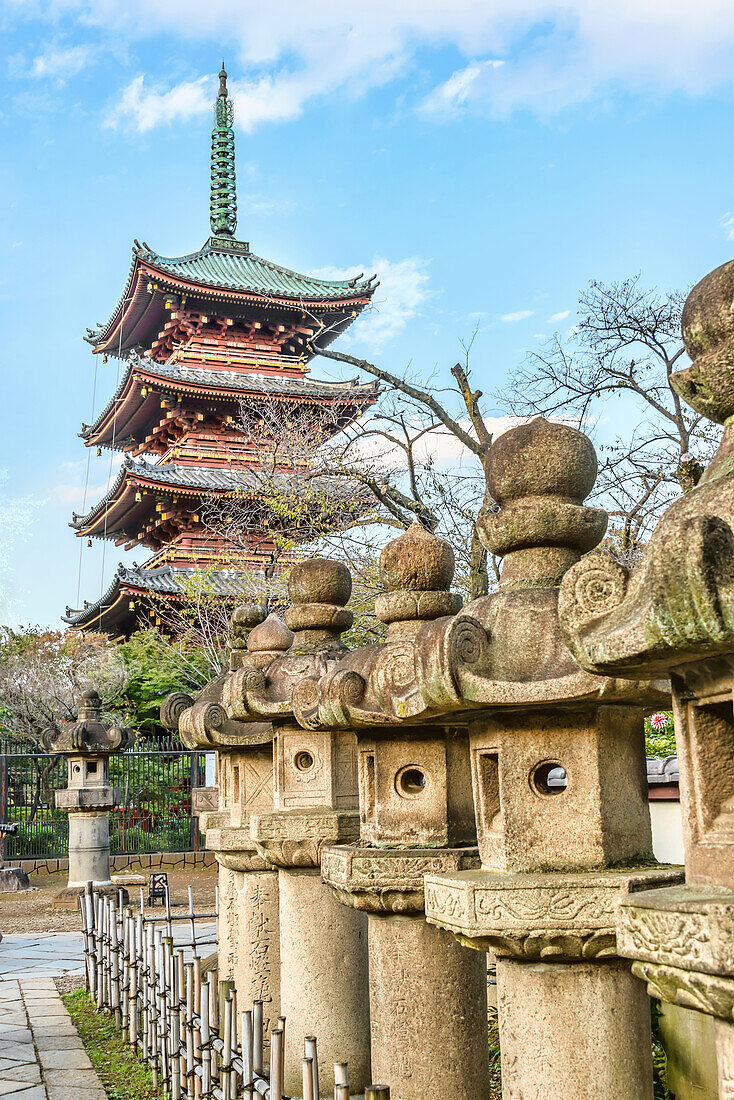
[43,690,133,904]
[251,745,369,1096]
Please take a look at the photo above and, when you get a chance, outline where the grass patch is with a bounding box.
[62,989,161,1100]
[489,1008,502,1099]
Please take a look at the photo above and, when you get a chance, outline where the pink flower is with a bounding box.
[650,713,669,730]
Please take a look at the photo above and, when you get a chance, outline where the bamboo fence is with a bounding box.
[79,885,390,1100]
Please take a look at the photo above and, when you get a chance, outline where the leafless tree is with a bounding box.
[0,628,126,747]
[499,276,721,558]
[199,359,495,604]
[146,569,278,680]
[0,628,127,820]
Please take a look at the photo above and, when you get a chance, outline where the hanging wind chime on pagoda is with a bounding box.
[64,64,378,638]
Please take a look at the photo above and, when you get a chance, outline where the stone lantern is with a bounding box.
[420,419,681,1099]
[555,260,734,1096]
[167,601,285,1045]
[320,523,489,1100]
[244,558,370,1097]
[43,690,133,899]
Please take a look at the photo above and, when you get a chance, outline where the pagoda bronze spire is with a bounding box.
[210,61,237,237]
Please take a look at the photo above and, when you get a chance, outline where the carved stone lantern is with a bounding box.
[556,260,734,1096]
[228,559,371,1097]
[167,601,285,1046]
[420,419,680,1099]
[320,524,490,1100]
[43,690,133,898]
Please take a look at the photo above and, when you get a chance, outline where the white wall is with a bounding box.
[650,800,684,865]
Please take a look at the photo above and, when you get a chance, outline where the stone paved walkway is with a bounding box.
[0,922,218,1099]
[0,976,106,1100]
[0,935,84,983]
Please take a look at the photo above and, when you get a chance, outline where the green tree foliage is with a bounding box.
[115,628,213,740]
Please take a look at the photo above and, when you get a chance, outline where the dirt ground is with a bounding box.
[0,864,219,933]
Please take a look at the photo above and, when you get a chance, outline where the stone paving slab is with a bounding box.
[0,934,84,984]
[0,976,107,1100]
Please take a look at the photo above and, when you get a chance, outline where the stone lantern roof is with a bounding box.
[41,691,134,755]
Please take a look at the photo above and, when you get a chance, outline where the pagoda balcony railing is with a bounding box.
[159,444,263,465]
[144,545,276,570]
[168,345,306,371]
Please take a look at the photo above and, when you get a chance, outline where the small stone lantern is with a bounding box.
[43,690,133,900]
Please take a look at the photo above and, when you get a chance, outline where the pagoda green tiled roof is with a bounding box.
[86,237,377,349]
[146,237,376,300]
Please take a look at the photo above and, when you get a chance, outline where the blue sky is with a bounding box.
[1,0,734,627]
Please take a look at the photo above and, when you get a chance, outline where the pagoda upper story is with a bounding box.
[65,63,378,637]
[84,234,376,365]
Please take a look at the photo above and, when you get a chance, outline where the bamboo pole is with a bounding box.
[304,1036,319,1100]
[269,1027,283,1100]
[252,1000,264,1078]
[241,1009,253,1100]
[201,977,212,1100]
[302,1057,316,1100]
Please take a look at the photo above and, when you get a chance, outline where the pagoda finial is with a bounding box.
[210,61,237,237]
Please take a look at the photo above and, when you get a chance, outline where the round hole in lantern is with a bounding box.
[395,765,427,799]
[530,760,567,796]
[294,750,314,773]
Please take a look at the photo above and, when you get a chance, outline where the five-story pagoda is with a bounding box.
[64,64,378,637]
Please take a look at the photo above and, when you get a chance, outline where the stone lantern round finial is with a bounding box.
[480,418,607,589]
[376,523,462,639]
[379,522,455,592]
[288,558,352,606]
[232,601,268,632]
[78,689,101,716]
[674,258,734,425]
[229,600,268,670]
[284,558,353,651]
[248,613,294,653]
[245,613,295,668]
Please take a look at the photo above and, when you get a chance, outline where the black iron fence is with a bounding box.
[0,747,209,861]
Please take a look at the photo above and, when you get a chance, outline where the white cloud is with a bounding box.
[105,74,211,132]
[314,256,430,349]
[721,213,734,240]
[53,479,115,505]
[41,0,734,132]
[548,309,570,322]
[31,44,95,81]
[500,310,533,323]
[353,414,532,473]
[421,59,504,116]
